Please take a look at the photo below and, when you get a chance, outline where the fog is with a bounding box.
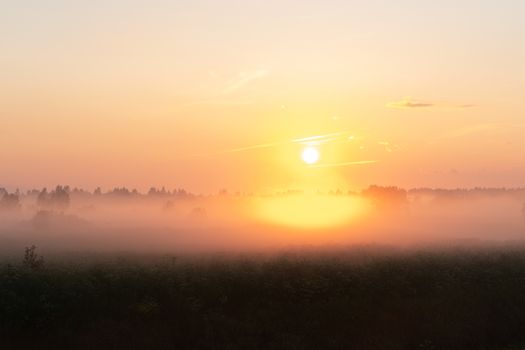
[1,186,525,256]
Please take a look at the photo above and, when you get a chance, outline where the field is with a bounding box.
[2,246,525,349]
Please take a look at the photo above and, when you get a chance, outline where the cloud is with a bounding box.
[182,131,350,159]
[387,98,434,108]
[378,141,400,153]
[222,69,270,94]
[309,160,377,168]
[180,131,383,165]
[387,98,475,109]
[292,132,345,146]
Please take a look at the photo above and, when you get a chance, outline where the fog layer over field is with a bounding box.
[1,186,524,255]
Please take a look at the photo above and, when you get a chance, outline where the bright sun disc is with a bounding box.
[301,146,320,164]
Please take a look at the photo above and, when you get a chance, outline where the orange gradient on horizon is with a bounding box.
[1,1,525,193]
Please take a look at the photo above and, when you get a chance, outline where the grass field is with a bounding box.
[2,246,525,349]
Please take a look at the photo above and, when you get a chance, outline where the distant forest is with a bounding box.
[3,185,525,212]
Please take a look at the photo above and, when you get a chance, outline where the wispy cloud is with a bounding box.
[309,160,377,168]
[387,98,475,109]
[292,132,346,146]
[387,98,434,108]
[222,69,270,94]
[378,141,400,153]
[182,131,350,159]
[179,132,383,170]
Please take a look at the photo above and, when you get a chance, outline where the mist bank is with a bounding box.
[1,186,525,254]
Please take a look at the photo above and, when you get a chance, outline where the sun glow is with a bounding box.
[301,147,320,165]
[255,195,369,229]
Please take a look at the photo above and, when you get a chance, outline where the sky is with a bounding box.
[1,0,524,193]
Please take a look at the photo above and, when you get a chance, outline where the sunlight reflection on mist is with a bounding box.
[254,195,370,229]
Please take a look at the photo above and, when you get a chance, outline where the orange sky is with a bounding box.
[1,1,525,193]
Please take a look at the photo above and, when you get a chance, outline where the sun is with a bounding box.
[301,146,320,164]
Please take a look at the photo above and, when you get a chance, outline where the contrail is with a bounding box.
[182,131,349,159]
[308,160,377,168]
[292,132,346,144]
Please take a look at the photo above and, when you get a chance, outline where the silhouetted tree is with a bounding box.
[37,186,70,211]
[174,188,189,198]
[0,192,20,211]
[109,187,132,196]
[52,185,70,211]
[23,245,44,270]
[26,189,40,196]
[37,188,48,207]
[148,187,158,196]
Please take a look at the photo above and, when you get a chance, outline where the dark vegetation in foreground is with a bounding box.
[2,247,525,349]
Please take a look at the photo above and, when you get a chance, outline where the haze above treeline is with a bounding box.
[0,184,524,255]
[3,184,525,199]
